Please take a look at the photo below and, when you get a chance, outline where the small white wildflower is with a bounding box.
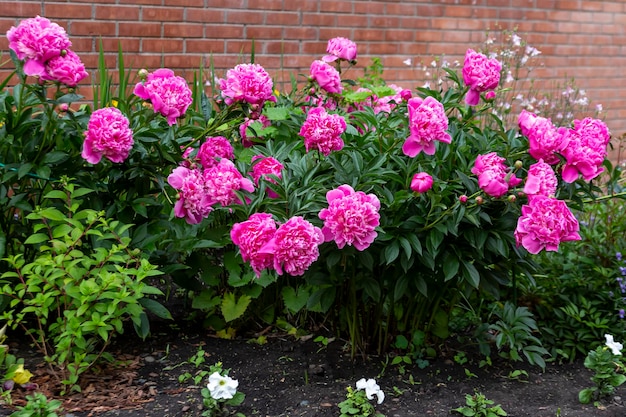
[505,71,514,83]
[430,60,437,68]
[484,37,495,45]
[403,58,412,66]
[579,89,586,96]
[525,45,541,57]
[425,71,431,77]
[515,94,524,101]
[605,334,623,356]
[356,378,385,404]
[512,34,522,46]
[488,52,498,59]
[596,103,603,112]
[575,97,589,106]
[422,81,431,89]
[556,112,563,119]
[453,60,460,67]
[207,372,239,400]
[521,55,529,65]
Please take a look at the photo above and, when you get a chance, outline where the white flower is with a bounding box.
[605,334,623,356]
[403,58,412,67]
[512,34,522,46]
[355,378,385,404]
[596,103,603,112]
[207,371,239,400]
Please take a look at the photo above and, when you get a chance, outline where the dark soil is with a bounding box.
[1,320,624,417]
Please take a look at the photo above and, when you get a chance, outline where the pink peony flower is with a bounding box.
[197,136,234,169]
[515,195,581,254]
[7,16,71,77]
[167,166,213,225]
[259,216,324,276]
[251,155,283,198]
[410,172,434,193]
[204,159,255,207]
[402,96,451,157]
[219,63,276,106]
[309,60,343,94]
[231,213,277,277]
[523,160,557,198]
[133,68,192,125]
[82,107,134,164]
[240,115,271,147]
[462,49,501,106]
[518,110,568,165]
[472,152,521,198]
[40,49,88,87]
[318,185,380,251]
[322,37,357,62]
[299,107,347,156]
[561,117,611,183]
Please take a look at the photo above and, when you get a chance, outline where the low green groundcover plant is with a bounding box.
[1,16,624,379]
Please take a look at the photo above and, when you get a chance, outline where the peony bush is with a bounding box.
[0,18,620,359]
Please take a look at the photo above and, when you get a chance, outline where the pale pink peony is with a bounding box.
[299,107,347,156]
[258,216,324,276]
[472,152,521,198]
[523,160,557,198]
[518,110,568,165]
[318,185,380,251]
[7,16,71,77]
[514,195,581,254]
[167,166,213,225]
[40,49,88,87]
[82,107,134,164]
[410,172,434,193]
[197,136,234,169]
[402,96,451,157]
[219,63,276,106]
[322,37,357,62]
[309,60,343,94]
[251,155,283,198]
[462,49,502,106]
[231,213,277,277]
[203,159,255,207]
[561,117,611,183]
[240,115,271,147]
[133,68,192,125]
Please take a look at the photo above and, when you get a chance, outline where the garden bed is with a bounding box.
[1,321,623,417]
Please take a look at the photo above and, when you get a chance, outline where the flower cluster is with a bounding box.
[232,215,323,277]
[219,63,276,108]
[561,117,611,182]
[402,96,451,157]
[299,106,347,156]
[7,16,87,85]
[134,68,193,125]
[318,185,381,251]
[518,110,567,165]
[82,107,134,164]
[471,152,521,198]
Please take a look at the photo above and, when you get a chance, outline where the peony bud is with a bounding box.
[507,194,517,203]
[514,160,523,169]
[475,196,484,205]
[459,195,468,204]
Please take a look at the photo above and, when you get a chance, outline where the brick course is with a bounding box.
[1,0,625,137]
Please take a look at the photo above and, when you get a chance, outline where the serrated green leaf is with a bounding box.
[221,293,251,322]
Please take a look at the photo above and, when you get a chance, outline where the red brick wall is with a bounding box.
[1,0,626,138]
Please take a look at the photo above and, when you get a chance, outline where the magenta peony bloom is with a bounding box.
[231,213,277,277]
[515,195,581,254]
[472,152,520,198]
[410,172,434,193]
[518,110,568,165]
[523,160,557,198]
[309,60,343,94]
[167,166,213,225]
[133,68,192,125]
[322,37,357,62]
[299,107,347,156]
[40,49,88,87]
[259,216,324,276]
[462,49,501,106]
[197,136,234,169]
[7,16,71,77]
[561,117,611,183]
[204,159,255,207]
[219,63,276,106]
[251,155,283,198]
[318,185,380,251]
[240,115,271,147]
[402,96,451,157]
[82,107,134,164]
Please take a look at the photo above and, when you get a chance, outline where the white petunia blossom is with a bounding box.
[355,377,385,404]
[207,371,239,400]
[605,334,623,356]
